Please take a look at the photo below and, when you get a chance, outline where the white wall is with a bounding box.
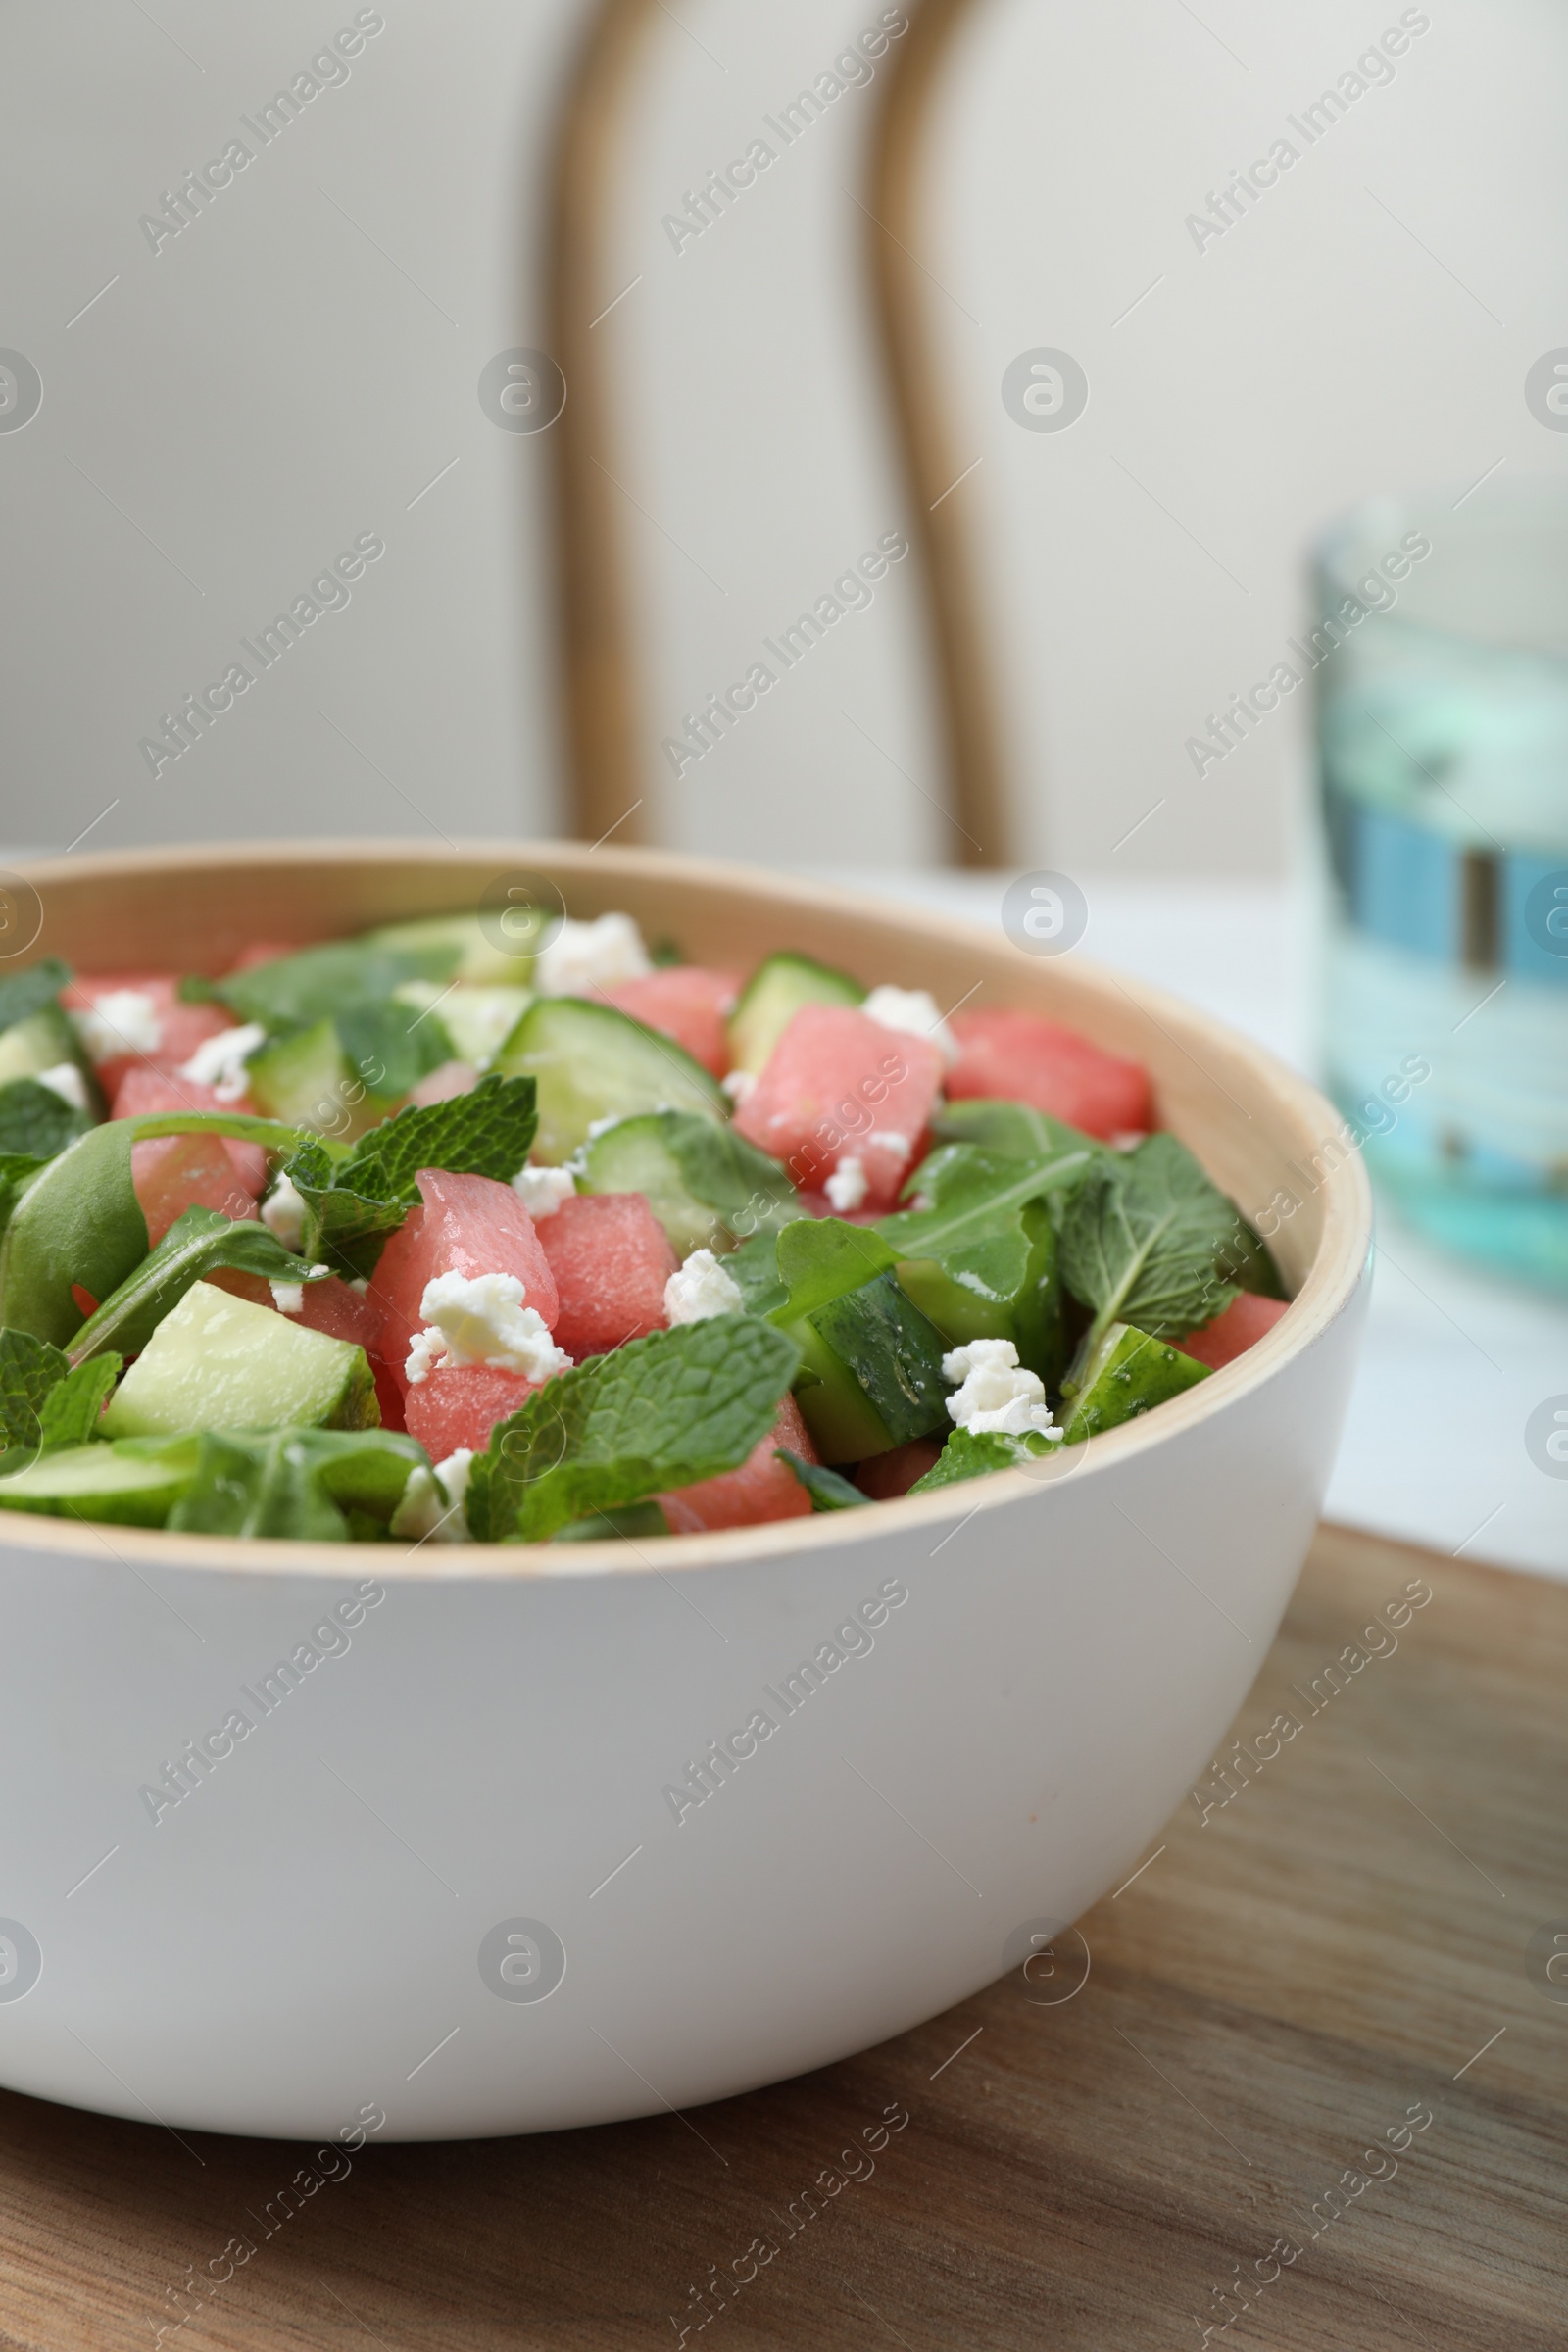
[4,0,1565,876]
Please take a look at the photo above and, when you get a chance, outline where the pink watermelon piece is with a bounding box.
[280,1276,403,1426]
[113,1063,268,1198]
[226,941,301,972]
[732,1003,945,1211]
[407,1059,478,1107]
[1177,1292,1289,1369]
[372,1169,559,1391]
[856,1436,943,1498]
[600,967,741,1077]
[131,1132,261,1248]
[659,1396,818,1534]
[536,1193,676,1361]
[946,1008,1152,1141]
[404,1363,539,1460]
[65,973,235,1099]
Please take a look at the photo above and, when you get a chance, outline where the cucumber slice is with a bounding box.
[101,1281,378,1439]
[727,952,864,1076]
[580,1110,801,1256]
[0,1436,198,1525]
[367,912,534,985]
[787,1272,950,1463]
[392,981,533,1070]
[0,1005,102,1112]
[894,1200,1065,1389]
[1059,1321,1210,1444]
[245,1020,391,1143]
[492,998,726,1165]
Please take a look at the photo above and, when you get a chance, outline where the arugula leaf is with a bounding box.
[877,1146,1072,1305]
[722,1229,790,1319]
[38,1354,121,1448]
[930,1099,1110,1176]
[68,1207,327,1365]
[908,1427,1058,1491]
[775,1450,868,1510]
[0,958,72,1037]
[168,1427,428,1540]
[0,1122,149,1347]
[214,937,461,1029]
[768,1217,896,1325]
[0,1328,68,1462]
[467,1316,799,1543]
[287,1073,539,1276]
[1058,1133,1245,1350]
[0,1078,91,1162]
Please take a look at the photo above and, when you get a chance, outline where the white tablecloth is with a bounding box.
[811,870,1567,1583]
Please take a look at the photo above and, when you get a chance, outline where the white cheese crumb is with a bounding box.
[178,1020,266,1102]
[862,983,958,1065]
[536,911,652,997]
[824,1155,869,1212]
[260,1172,306,1251]
[942,1339,1062,1440]
[36,1062,89,1111]
[349,1276,369,1296]
[663,1248,744,1325]
[1111,1130,1149,1152]
[721,1069,756,1105]
[406,1271,572,1385]
[270,1281,305,1315]
[512,1163,576,1220]
[71,989,163,1065]
[392,1447,475,1544]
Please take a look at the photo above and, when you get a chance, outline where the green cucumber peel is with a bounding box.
[68,1206,328,1367]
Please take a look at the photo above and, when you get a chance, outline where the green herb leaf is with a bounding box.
[468,1316,799,1543]
[551,1500,671,1542]
[0,958,72,1037]
[908,1427,1058,1491]
[0,1078,91,1162]
[0,1122,148,1347]
[768,1217,896,1325]
[287,1072,539,1277]
[0,1328,68,1462]
[775,1449,869,1510]
[931,1099,1111,1175]
[38,1353,122,1448]
[1058,1133,1245,1349]
[722,1229,791,1319]
[168,1426,429,1540]
[335,999,457,1101]
[583,1109,802,1255]
[69,1207,326,1366]
[215,938,462,1029]
[877,1145,1076,1304]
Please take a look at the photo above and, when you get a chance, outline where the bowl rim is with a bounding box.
[0,839,1372,1584]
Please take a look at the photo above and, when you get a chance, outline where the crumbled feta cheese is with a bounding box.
[406,1271,572,1385]
[536,911,651,997]
[349,1276,369,1296]
[512,1163,576,1220]
[36,1062,88,1111]
[392,1448,475,1544]
[664,1248,744,1325]
[1111,1130,1149,1152]
[71,989,162,1065]
[585,1114,624,1141]
[721,1068,756,1105]
[179,1020,266,1102]
[260,1172,306,1251]
[942,1339,1062,1440]
[270,1281,305,1315]
[862,983,958,1065]
[824,1155,869,1212]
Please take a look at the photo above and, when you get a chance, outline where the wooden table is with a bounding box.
[4,1527,1563,2351]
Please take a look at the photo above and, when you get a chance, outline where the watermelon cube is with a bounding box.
[946,1008,1152,1141]
[658,1396,818,1533]
[113,1063,269,1199]
[131,1132,262,1248]
[66,973,235,1099]
[536,1192,677,1361]
[372,1169,560,1389]
[601,967,741,1077]
[732,1003,944,1211]
[856,1436,943,1498]
[1177,1292,1289,1369]
[404,1363,539,1459]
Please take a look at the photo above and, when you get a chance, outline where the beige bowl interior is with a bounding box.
[1,840,1370,1571]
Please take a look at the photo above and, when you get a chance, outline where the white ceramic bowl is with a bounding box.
[0,844,1369,2140]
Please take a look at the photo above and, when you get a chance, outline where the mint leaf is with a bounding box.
[1059,1133,1244,1349]
[0,1328,68,1462]
[0,1078,90,1163]
[69,1206,327,1365]
[468,1316,799,1543]
[38,1353,121,1448]
[169,1426,428,1539]
[0,957,71,1037]
[909,1427,1057,1491]
[775,1449,868,1510]
[216,938,460,1029]
[335,999,457,1101]
[288,1073,539,1277]
[769,1217,896,1325]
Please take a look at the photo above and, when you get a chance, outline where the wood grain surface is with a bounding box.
[2,1525,1562,2351]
